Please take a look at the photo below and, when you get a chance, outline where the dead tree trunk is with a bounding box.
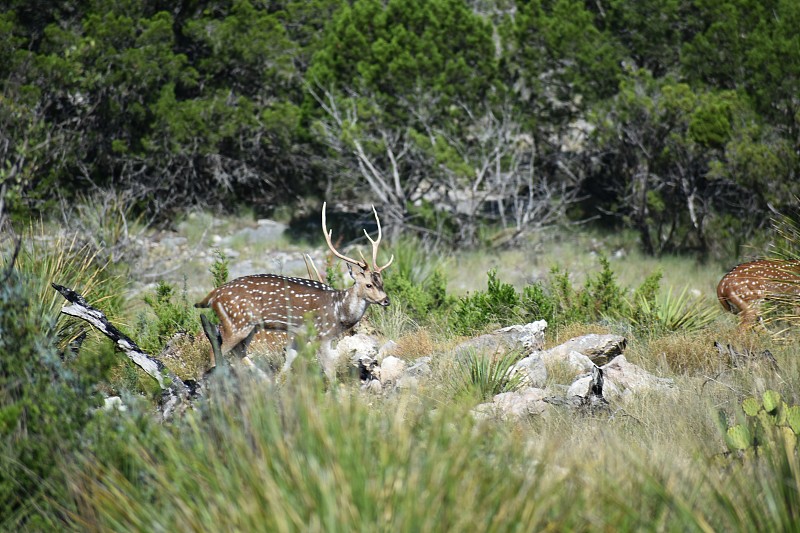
[51,283,194,420]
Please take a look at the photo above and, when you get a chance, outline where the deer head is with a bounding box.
[322,201,393,308]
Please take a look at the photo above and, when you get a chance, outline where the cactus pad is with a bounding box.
[787,406,800,435]
[763,390,781,413]
[742,397,761,417]
[726,424,752,451]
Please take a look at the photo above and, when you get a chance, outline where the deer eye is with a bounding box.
[366,284,373,288]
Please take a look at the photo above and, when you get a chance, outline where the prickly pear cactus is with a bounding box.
[762,390,781,413]
[742,397,761,417]
[787,406,800,435]
[725,390,800,454]
[726,424,752,451]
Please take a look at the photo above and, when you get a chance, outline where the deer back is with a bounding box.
[199,274,344,338]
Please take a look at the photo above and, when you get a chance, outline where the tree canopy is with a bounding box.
[1,0,797,257]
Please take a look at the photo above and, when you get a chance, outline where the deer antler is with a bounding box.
[322,202,368,269]
[321,202,394,273]
[303,253,324,283]
[365,205,394,273]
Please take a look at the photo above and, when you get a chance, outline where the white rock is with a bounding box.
[103,396,127,412]
[491,387,548,419]
[379,356,406,385]
[337,333,380,363]
[510,354,548,388]
[567,350,595,373]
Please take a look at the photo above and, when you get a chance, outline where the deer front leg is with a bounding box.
[317,339,338,381]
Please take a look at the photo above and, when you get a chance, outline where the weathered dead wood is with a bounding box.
[51,283,192,419]
[713,341,780,371]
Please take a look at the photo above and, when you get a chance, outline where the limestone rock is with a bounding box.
[380,355,406,386]
[453,320,547,360]
[510,353,548,388]
[540,334,626,366]
[474,387,549,420]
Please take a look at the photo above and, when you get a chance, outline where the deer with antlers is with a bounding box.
[196,202,393,375]
[716,259,800,328]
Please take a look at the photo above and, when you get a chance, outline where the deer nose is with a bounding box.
[380,296,390,307]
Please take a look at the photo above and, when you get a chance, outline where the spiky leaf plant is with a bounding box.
[450,349,525,402]
[628,286,720,333]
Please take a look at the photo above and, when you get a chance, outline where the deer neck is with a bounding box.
[335,286,369,330]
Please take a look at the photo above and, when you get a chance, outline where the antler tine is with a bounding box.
[365,205,394,273]
[322,202,367,269]
[304,253,324,283]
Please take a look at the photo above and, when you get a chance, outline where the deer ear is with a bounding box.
[347,263,356,280]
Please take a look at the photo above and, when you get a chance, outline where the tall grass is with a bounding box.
[62,368,800,531]
[2,224,124,344]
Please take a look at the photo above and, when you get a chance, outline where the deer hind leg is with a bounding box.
[222,325,258,358]
[726,293,760,329]
[281,337,299,374]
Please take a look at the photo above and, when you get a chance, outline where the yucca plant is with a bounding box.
[449,349,525,402]
[628,286,720,333]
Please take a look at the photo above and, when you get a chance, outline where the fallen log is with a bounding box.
[51,283,192,420]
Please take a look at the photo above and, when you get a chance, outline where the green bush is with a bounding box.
[382,239,454,323]
[452,270,523,335]
[137,278,202,355]
[0,269,113,529]
[449,257,721,334]
[452,258,632,335]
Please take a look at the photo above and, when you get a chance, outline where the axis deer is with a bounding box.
[196,202,394,375]
[716,259,800,328]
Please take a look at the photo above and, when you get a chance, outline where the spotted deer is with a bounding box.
[716,259,800,328]
[196,202,393,375]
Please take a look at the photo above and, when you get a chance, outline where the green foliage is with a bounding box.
[308,0,498,118]
[626,285,720,334]
[209,249,229,288]
[452,270,523,335]
[382,238,454,323]
[725,390,800,453]
[138,278,201,354]
[4,227,125,349]
[453,262,623,335]
[0,269,112,528]
[61,372,554,531]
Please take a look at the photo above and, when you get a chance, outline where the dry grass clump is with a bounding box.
[394,327,437,360]
[544,360,582,387]
[158,332,215,381]
[637,331,722,375]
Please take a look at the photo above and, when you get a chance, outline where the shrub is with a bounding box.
[383,238,454,323]
[137,278,202,355]
[452,270,522,335]
[0,269,113,528]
